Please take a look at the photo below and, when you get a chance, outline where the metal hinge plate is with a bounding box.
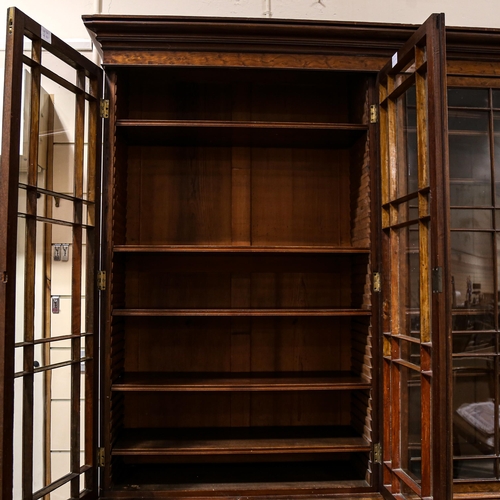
[370,104,378,124]
[97,270,106,291]
[432,267,443,293]
[373,272,381,293]
[373,443,382,464]
[97,447,105,467]
[100,99,109,118]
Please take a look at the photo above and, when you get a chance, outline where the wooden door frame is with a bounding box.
[0,7,103,499]
[378,13,451,500]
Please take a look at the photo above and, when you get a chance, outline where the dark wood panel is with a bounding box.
[116,122,367,148]
[251,148,350,246]
[113,427,370,456]
[126,146,232,245]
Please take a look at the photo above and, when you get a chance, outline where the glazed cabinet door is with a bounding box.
[378,13,451,499]
[0,8,102,500]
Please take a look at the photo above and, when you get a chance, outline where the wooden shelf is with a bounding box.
[114,245,370,254]
[113,308,371,317]
[116,119,367,148]
[113,427,371,457]
[112,372,371,392]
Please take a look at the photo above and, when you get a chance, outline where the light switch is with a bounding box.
[53,244,61,261]
[51,296,60,314]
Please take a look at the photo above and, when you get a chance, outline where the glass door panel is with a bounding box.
[0,8,102,500]
[379,13,450,500]
[450,86,500,489]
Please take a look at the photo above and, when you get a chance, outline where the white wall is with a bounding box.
[2,0,500,41]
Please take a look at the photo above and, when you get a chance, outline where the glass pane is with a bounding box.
[454,459,496,479]
[451,208,492,229]
[453,333,496,354]
[448,88,489,108]
[13,377,23,500]
[16,217,26,344]
[397,89,419,198]
[33,372,45,492]
[494,114,500,206]
[493,89,500,108]
[400,339,421,366]
[401,365,422,480]
[398,224,420,339]
[451,232,495,330]
[18,64,32,185]
[449,110,491,207]
[453,356,496,457]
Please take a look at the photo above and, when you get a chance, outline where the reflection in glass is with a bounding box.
[449,110,491,207]
[454,459,495,480]
[400,339,421,366]
[494,115,500,206]
[450,209,492,230]
[399,225,420,339]
[448,88,489,108]
[401,365,422,480]
[453,356,496,458]
[452,333,496,354]
[451,232,494,330]
[397,90,418,197]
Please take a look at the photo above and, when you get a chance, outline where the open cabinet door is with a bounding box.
[378,13,451,500]
[0,7,102,500]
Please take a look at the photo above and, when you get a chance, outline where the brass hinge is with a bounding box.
[97,270,106,291]
[370,104,378,124]
[373,443,382,464]
[373,272,381,293]
[100,99,109,118]
[97,447,105,467]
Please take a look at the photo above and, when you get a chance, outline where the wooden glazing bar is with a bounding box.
[391,468,421,496]
[15,358,94,377]
[70,68,85,499]
[22,34,42,500]
[385,215,430,232]
[15,332,93,348]
[20,8,101,75]
[20,56,96,103]
[380,72,416,107]
[42,93,54,494]
[17,213,95,229]
[18,183,96,205]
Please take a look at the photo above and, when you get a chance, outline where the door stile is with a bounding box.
[0,8,27,499]
[425,13,452,500]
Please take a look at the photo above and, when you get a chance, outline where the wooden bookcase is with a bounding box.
[7,8,500,500]
[100,64,376,496]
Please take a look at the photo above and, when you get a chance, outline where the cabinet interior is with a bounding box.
[105,66,374,495]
